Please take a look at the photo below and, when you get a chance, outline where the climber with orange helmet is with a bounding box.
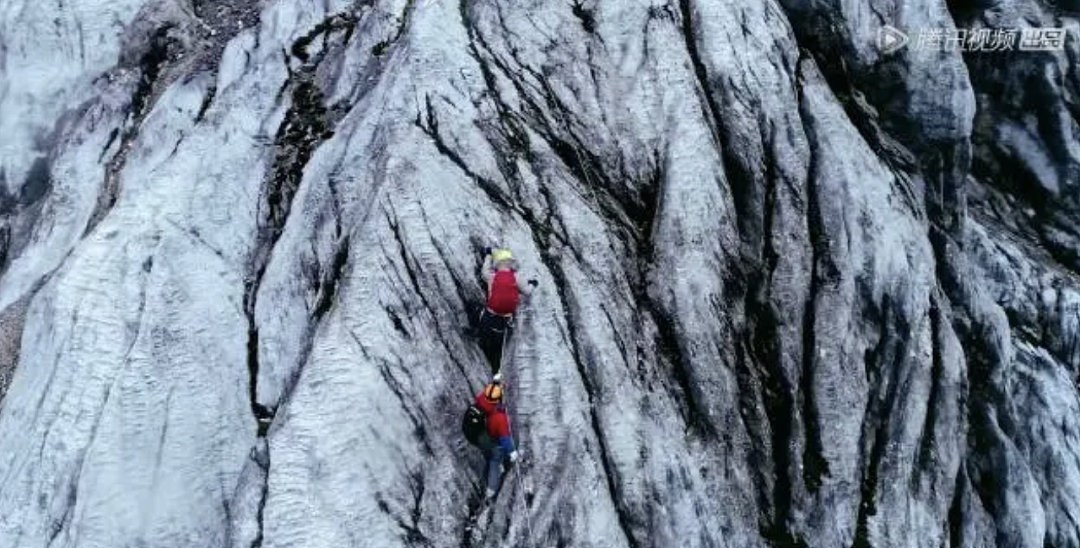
[462,374,520,501]
[477,246,536,372]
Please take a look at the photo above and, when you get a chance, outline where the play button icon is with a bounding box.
[877,25,909,54]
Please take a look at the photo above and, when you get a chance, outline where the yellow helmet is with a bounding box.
[484,383,504,402]
[491,248,513,263]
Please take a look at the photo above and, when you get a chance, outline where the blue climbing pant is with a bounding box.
[485,445,508,494]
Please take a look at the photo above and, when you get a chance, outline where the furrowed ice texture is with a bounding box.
[1,0,1078,547]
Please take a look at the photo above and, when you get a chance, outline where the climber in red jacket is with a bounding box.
[477,247,536,372]
[473,377,519,501]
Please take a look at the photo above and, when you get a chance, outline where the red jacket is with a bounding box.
[486,270,520,315]
[475,392,515,452]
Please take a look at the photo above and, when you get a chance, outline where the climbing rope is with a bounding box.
[497,305,537,547]
[497,313,512,377]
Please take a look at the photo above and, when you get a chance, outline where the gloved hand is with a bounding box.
[482,246,492,256]
[509,450,520,463]
[527,279,538,287]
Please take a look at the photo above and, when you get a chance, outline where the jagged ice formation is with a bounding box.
[1,0,1080,547]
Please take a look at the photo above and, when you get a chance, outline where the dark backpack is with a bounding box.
[462,404,487,446]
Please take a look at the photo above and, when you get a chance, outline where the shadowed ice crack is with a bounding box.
[86,24,183,237]
[852,296,912,548]
[244,17,347,436]
[794,57,832,498]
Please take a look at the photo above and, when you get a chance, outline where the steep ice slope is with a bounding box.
[1,0,1079,547]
